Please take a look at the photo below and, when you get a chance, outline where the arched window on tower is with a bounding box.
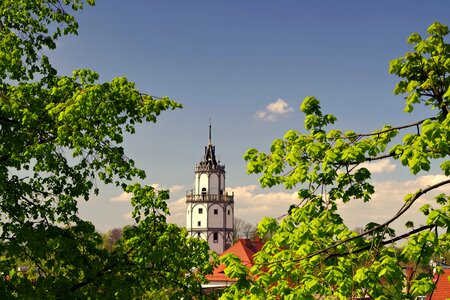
[213,232,218,243]
[201,187,206,200]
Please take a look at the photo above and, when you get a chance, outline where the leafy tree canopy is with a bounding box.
[0,1,212,298]
[233,218,257,242]
[222,22,450,299]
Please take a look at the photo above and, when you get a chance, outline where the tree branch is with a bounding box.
[325,224,434,260]
[258,178,450,266]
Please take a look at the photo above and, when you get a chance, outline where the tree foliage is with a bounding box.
[102,227,123,253]
[0,1,212,298]
[222,22,450,299]
[233,218,257,242]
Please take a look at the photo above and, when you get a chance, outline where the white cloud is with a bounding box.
[254,111,272,121]
[229,185,297,225]
[228,185,258,198]
[110,183,184,204]
[152,174,450,244]
[229,175,450,236]
[267,98,294,114]
[338,174,450,235]
[166,185,297,227]
[358,159,396,174]
[150,183,161,190]
[167,197,187,226]
[169,184,185,194]
[151,183,185,194]
[254,98,294,121]
[123,212,133,220]
[110,192,132,202]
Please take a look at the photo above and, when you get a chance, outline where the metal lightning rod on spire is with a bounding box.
[209,119,212,145]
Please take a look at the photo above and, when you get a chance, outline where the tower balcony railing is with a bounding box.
[186,190,234,203]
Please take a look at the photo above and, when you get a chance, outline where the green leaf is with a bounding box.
[440,160,450,176]
[405,221,414,228]
[407,32,422,44]
[300,96,321,114]
[427,22,449,36]
[443,87,450,100]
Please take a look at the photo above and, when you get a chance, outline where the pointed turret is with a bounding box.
[203,123,218,168]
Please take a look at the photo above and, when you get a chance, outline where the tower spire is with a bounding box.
[204,119,217,167]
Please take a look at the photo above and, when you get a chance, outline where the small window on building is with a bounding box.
[213,209,218,215]
[197,221,201,227]
[198,208,203,214]
[201,187,207,195]
[197,232,201,238]
[213,232,218,243]
[227,210,230,216]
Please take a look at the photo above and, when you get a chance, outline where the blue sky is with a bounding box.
[49,1,450,232]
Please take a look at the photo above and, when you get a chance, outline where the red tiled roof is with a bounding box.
[206,239,265,283]
[428,268,450,300]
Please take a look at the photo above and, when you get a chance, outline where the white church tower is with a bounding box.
[186,124,234,254]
